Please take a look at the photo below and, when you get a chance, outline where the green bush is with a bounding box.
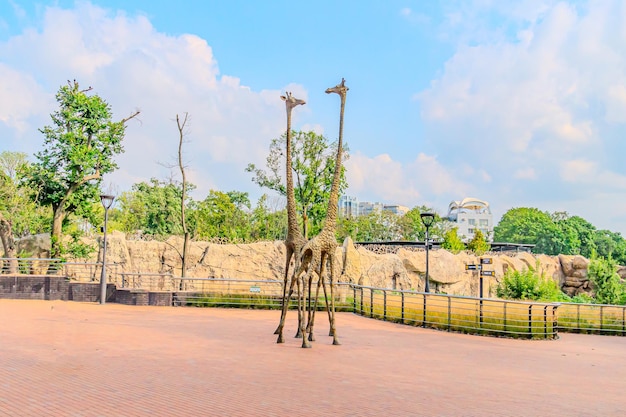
[467,229,490,255]
[496,263,568,302]
[569,293,594,304]
[587,257,625,305]
[441,227,465,254]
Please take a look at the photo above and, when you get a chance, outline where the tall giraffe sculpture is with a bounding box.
[295,78,348,348]
[274,92,307,344]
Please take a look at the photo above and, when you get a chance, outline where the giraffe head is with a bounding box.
[325,78,349,96]
[280,91,306,111]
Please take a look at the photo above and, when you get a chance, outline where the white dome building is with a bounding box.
[446,197,493,242]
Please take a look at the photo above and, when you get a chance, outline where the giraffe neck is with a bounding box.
[285,110,301,240]
[323,93,345,232]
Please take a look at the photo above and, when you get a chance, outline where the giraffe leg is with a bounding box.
[329,264,340,346]
[320,271,333,336]
[307,273,323,342]
[275,247,293,335]
[299,271,311,348]
[295,273,303,339]
[308,253,328,342]
[277,270,297,344]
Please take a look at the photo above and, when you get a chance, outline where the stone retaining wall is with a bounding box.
[0,275,116,303]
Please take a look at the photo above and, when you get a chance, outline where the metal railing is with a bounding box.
[557,302,626,335]
[0,258,118,281]
[352,286,558,339]
[0,258,64,275]
[170,278,354,310]
[3,258,626,339]
[115,272,174,290]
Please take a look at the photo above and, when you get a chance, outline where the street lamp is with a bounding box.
[420,212,436,293]
[99,194,115,305]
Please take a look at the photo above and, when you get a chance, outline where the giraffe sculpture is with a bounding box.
[274,92,308,344]
[295,78,348,348]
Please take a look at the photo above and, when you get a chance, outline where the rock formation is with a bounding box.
[15,232,624,299]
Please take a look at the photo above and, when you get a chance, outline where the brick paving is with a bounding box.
[1,299,625,416]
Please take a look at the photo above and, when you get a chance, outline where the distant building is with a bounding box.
[338,197,410,218]
[447,197,493,242]
[358,201,385,216]
[338,195,359,217]
[383,204,409,216]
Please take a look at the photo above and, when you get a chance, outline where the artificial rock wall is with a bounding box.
[16,232,617,298]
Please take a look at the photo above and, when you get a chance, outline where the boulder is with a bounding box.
[11,232,613,299]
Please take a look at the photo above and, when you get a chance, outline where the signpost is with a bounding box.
[465,258,494,325]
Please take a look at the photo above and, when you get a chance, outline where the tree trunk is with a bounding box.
[181,232,189,279]
[0,213,17,273]
[51,205,65,259]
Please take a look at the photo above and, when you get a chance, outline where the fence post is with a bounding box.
[353,285,356,313]
[360,287,364,315]
[543,305,548,338]
[383,290,387,321]
[370,288,374,318]
[552,304,559,337]
[600,305,604,332]
[401,292,405,325]
[422,294,427,328]
[528,305,533,336]
[503,302,507,333]
[447,296,451,331]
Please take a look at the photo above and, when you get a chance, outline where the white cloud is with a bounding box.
[0,2,295,199]
[344,151,473,209]
[417,0,626,233]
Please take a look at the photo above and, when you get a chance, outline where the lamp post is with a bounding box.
[420,212,435,293]
[99,194,115,305]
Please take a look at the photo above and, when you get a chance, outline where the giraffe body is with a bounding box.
[295,78,349,347]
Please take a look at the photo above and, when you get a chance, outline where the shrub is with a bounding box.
[496,263,568,302]
[441,227,465,254]
[467,229,490,256]
[587,257,625,305]
[569,293,594,304]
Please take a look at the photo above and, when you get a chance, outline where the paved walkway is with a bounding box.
[1,300,625,416]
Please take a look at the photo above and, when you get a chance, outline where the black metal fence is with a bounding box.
[352,286,558,339]
[3,258,625,339]
[557,302,626,335]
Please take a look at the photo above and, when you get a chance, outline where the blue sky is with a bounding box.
[2,0,626,235]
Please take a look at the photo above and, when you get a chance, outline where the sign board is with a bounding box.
[465,264,481,271]
[480,258,493,265]
[480,270,495,277]
[249,286,261,293]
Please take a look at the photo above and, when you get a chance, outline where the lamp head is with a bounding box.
[420,212,436,228]
[100,194,115,210]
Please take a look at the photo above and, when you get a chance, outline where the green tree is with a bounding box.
[246,130,348,237]
[189,190,251,242]
[115,179,186,236]
[0,152,49,269]
[467,229,490,255]
[441,227,465,254]
[587,257,625,305]
[397,207,430,241]
[592,230,626,266]
[24,81,138,258]
[494,207,564,254]
[494,208,553,245]
[561,215,596,258]
[249,194,288,241]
